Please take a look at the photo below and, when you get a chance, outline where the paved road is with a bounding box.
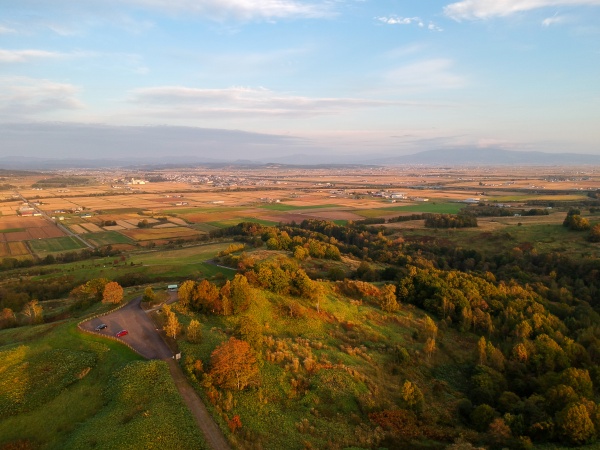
[80,294,231,450]
[81,295,173,359]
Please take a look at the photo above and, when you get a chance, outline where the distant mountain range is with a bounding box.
[1,148,600,170]
[365,148,600,166]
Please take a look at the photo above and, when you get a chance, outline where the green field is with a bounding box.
[260,203,340,211]
[0,228,25,233]
[191,223,220,232]
[207,217,279,228]
[0,320,207,450]
[86,231,136,246]
[28,236,87,253]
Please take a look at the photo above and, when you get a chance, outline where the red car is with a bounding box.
[116,329,128,337]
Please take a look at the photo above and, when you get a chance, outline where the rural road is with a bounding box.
[81,294,231,450]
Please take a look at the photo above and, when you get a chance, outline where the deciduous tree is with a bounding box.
[102,281,123,304]
[142,286,156,303]
[163,305,181,339]
[380,284,399,313]
[186,319,202,344]
[22,300,43,324]
[178,280,195,308]
[209,337,258,390]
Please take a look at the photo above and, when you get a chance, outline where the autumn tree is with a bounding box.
[0,308,16,329]
[423,315,438,340]
[230,274,253,314]
[186,319,202,344]
[236,314,263,349]
[209,337,258,390]
[424,337,436,360]
[401,380,424,411]
[380,284,399,313]
[588,223,600,242]
[71,278,109,302]
[21,300,43,324]
[191,279,220,312]
[102,281,123,304]
[163,305,181,339]
[142,286,156,303]
[177,280,196,308]
[556,402,596,445]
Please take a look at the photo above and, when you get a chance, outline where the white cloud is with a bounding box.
[444,0,600,21]
[0,49,66,63]
[0,77,84,118]
[0,25,16,34]
[377,16,442,31]
[129,86,400,118]
[384,59,465,91]
[377,16,421,25]
[542,14,565,26]
[131,0,331,20]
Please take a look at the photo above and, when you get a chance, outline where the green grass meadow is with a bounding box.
[0,320,207,450]
[86,231,136,246]
[28,236,87,254]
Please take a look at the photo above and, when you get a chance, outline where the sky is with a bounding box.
[1,0,600,162]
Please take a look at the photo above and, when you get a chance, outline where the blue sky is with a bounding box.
[1,0,600,162]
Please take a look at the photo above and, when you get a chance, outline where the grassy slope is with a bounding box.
[177,284,477,449]
[0,315,208,450]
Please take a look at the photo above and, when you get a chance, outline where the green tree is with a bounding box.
[470,404,497,432]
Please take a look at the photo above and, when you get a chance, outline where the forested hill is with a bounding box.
[198,218,600,448]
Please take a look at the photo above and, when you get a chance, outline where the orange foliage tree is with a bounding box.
[102,281,123,304]
[209,337,258,390]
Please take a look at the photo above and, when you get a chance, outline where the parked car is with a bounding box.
[95,323,107,331]
[116,329,128,337]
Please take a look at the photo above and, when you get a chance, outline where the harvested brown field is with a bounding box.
[4,231,31,242]
[154,223,178,228]
[80,223,103,232]
[0,243,8,257]
[43,226,66,238]
[69,224,87,234]
[116,220,137,229]
[104,225,126,231]
[8,241,29,256]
